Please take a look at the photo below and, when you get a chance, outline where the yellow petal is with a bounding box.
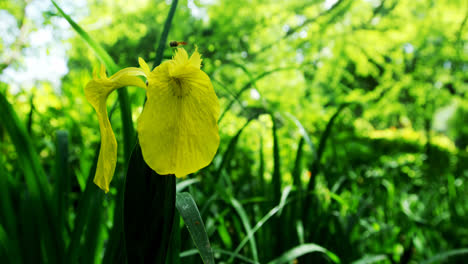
[188,46,202,69]
[137,58,220,177]
[85,66,146,192]
[173,47,189,64]
[138,57,151,76]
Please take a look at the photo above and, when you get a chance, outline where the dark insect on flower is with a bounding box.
[170,41,188,47]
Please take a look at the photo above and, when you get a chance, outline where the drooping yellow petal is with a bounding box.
[137,48,220,177]
[85,66,146,192]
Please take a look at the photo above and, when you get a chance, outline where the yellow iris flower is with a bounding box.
[85,47,220,193]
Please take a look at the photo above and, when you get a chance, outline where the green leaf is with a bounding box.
[217,118,255,175]
[284,112,315,157]
[176,192,214,264]
[165,212,181,264]
[303,103,349,226]
[153,0,179,67]
[258,135,265,195]
[81,197,105,264]
[229,190,291,263]
[0,224,11,263]
[176,178,200,192]
[351,254,389,264]
[0,160,22,263]
[124,143,176,264]
[0,91,62,263]
[181,248,259,264]
[229,197,259,262]
[67,149,105,264]
[54,130,70,246]
[51,0,134,162]
[51,0,118,73]
[278,185,292,216]
[420,248,468,264]
[267,244,341,264]
[271,112,281,204]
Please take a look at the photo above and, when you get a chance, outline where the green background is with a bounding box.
[1,0,467,263]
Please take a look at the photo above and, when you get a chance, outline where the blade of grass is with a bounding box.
[0,91,61,263]
[0,225,10,262]
[228,187,291,263]
[153,0,179,67]
[51,0,117,73]
[102,176,127,264]
[52,0,134,161]
[270,112,284,254]
[420,248,468,264]
[0,160,22,263]
[266,244,341,264]
[217,118,255,175]
[271,113,281,204]
[176,178,200,192]
[81,196,105,264]
[258,135,265,195]
[277,185,292,216]
[215,210,232,248]
[19,191,41,263]
[181,248,259,264]
[218,67,295,123]
[26,93,34,134]
[351,254,389,264]
[303,103,349,226]
[296,220,305,244]
[292,137,305,190]
[228,197,259,263]
[54,130,70,247]
[176,192,214,264]
[291,137,304,224]
[284,112,315,157]
[216,117,258,191]
[67,148,102,263]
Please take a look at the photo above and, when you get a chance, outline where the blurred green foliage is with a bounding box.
[1,0,468,263]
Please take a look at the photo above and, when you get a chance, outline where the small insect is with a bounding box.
[169,41,188,47]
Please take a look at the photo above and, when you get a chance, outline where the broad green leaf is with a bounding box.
[166,212,181,264]
[124,143,176,263]
[176,192,214,264]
